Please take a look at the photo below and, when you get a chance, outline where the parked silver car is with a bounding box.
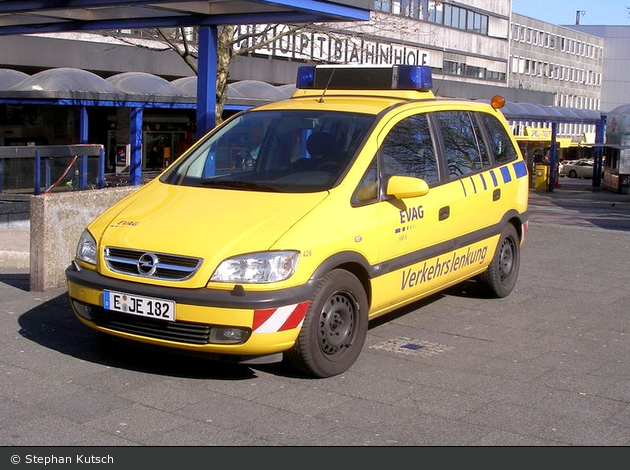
[560,159,594,178]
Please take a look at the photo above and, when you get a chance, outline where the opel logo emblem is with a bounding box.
[137,252,159,276]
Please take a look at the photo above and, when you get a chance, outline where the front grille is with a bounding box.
[105,247,202,280]
[89,305,211,344]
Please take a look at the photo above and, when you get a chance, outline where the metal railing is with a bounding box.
[0,145,105,195]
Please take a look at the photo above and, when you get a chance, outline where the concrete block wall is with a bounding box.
[29,186,137,291]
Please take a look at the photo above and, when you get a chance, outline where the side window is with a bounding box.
[478,112,519,164]
[472,114,491,168]
[434,111,483,178]
[380,113,439,186]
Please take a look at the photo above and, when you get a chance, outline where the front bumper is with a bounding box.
[66,262,315,360]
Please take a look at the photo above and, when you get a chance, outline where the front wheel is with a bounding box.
[286,270,368,378]
[476,224,520,298]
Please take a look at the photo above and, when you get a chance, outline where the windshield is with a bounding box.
[161,109,375,192]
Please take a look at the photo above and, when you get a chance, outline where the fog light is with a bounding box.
[71,300,93,320]
[209,327,251,344]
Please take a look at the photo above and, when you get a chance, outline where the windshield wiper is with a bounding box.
[201,180,280,192]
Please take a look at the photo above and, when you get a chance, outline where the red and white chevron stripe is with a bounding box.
[253,301,310,333]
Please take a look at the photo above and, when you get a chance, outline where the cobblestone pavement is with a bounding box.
[1,180,629,446]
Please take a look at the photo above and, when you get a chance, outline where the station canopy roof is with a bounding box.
[497,100,602,124]
[478,99,602,125]
[0,67,293,108]
[0,0,372,36]
[0,67,607,124]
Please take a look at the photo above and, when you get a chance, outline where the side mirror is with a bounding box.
[385,175,429,199]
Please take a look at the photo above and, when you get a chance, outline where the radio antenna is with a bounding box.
[319,68,336,103]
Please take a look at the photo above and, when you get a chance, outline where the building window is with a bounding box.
[465,65,485,79]
[486,70,505,82]
[375,0,391,13]
[427,0,444,24]
[376,0,488,35]
[443,60,463,76]
[444,4,466,29]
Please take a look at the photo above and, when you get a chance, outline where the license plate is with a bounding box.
[103,290,176,322]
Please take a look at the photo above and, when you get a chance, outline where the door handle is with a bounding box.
[439,206,450,220]
[493,188,501,201]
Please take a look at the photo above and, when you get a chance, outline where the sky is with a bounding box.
[511,0,630,25]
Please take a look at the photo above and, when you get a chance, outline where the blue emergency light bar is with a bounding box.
[296,64,433,91]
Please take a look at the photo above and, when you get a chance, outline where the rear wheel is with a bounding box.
[286,269,368,378]
[477,224,520,298]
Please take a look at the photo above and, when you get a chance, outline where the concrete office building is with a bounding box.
[509,13,604,140]
[229,1,550,103]
[566,25,630,113]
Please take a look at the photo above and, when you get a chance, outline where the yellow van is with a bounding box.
[66,65,529,378]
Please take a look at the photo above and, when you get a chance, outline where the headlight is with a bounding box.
[211,251,300,283]
[76,229,97,265]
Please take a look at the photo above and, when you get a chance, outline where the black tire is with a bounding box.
[286,269,368,378]
[477,224,520,298]
[569,170,577,178]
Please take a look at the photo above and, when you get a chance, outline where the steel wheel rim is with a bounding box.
[318,291,356,355]
[498,237,516,283]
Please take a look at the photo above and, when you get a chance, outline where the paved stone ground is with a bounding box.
[0,181,629,447]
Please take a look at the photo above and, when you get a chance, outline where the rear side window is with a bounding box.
[478,112,519,164]
[380,113,439,186]
[434,111,484,179]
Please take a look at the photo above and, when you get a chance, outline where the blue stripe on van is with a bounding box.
[513,160,528,178]
[461,161,526,198]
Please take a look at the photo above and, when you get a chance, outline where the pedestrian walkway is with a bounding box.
[528,178,630,231]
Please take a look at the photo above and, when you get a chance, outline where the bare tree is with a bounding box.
[108,24,314,125]
[106,12,439,124]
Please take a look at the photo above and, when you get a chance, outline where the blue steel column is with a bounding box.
[548,122,558,192]
[593,116,605,187]
[79,106,88,143]
[130,107,143,186]
[196,26,218,139]
[79,106,88,189]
